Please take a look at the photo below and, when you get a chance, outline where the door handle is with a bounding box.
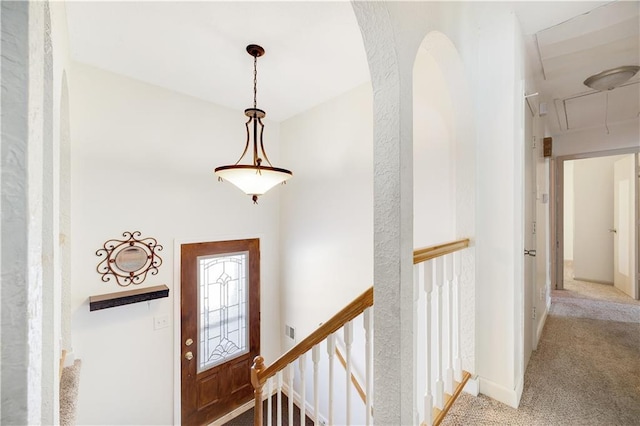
[524,249,536,257]
[185,351,193,361]
[609,228,617,233]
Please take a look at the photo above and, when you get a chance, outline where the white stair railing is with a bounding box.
[251,288,374,426]
[414,239,472,426]
[251,238,472,426]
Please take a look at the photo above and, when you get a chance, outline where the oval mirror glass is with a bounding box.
[115,246,148,273]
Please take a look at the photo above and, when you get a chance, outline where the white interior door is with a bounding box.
[613,155,636,299]
[523,109,536,366]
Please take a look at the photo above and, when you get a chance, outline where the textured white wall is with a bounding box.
[50,0,73,357]
[69,63,282,425]
[1,3,33,423]
[39,3,57,424]
[0,1,59,422]
[27,3,47,423]
[352,3,417,423]
[472,6,525,407]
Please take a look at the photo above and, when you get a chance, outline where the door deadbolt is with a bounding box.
[185,338,193,346]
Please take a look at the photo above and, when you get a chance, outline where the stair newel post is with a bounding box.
[251,356,265,426]
[423,260,434,426]
[312,345,321,425]
[364,308,373,426]
[454,251,463,383]
[327,334,336,426]
[344,320,354,425]
[446,254,455,395]
[435,257,445,409]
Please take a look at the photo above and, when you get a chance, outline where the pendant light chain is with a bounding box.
[253,55,258,109]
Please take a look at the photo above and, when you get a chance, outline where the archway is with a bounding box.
[412,30,476,422]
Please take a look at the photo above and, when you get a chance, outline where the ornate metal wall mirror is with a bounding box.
[96,231,163,287]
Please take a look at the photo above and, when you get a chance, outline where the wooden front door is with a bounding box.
[181,239,260,425]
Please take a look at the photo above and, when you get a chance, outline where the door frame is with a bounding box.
[553,147,639,293]
[523,100,537,362]
[173,232,265,425]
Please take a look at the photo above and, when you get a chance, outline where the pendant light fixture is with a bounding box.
[214,44,292,204]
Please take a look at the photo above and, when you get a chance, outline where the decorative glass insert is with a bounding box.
[197,251,249,372]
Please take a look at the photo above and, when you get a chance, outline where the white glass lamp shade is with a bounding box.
[214,165,292,196]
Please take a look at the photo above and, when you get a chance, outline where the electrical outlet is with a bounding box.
[154,315,169,330]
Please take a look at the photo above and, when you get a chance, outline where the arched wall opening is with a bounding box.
[413,30,475,247]
[412,30,476,422]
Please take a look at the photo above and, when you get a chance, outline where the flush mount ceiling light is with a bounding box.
[583,65,640,91]
[214,44,292,204]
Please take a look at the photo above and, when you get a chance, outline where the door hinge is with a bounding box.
[532,307,537,320]
[532,221,537,235]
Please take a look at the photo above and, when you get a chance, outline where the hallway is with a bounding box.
[443,279,640,425]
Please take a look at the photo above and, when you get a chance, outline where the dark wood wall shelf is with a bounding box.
[89,284,169,311]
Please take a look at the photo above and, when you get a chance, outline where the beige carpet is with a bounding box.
[443,280,640,425]
[60,359,82,426]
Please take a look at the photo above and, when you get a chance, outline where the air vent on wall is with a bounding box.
[285,324,295,340]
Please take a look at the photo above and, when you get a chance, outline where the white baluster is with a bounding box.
[414,265,420,426]
[435,257,444,409]
[279,370,285,426]
[267,377,273,426]
[327,334,335,426]
[344,321,354,425]
[446,254,454,395]
[454,251,463,382]
[300,353,307,426]
[288,364,294,426]
[423,260,434,426]
[312,345,320,425]
[364,308,373,426]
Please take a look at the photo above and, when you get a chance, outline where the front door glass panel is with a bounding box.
[197,251,249,373]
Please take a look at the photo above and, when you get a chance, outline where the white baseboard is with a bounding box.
[478,376,520,408]
[535,305,549,346]
[208,387,277,426]
[463,376,479,396]
[515,376,523,407]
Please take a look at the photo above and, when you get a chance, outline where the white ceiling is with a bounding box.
[516,1,639,133]
[66,1,640,131]
[66,1,370,122]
